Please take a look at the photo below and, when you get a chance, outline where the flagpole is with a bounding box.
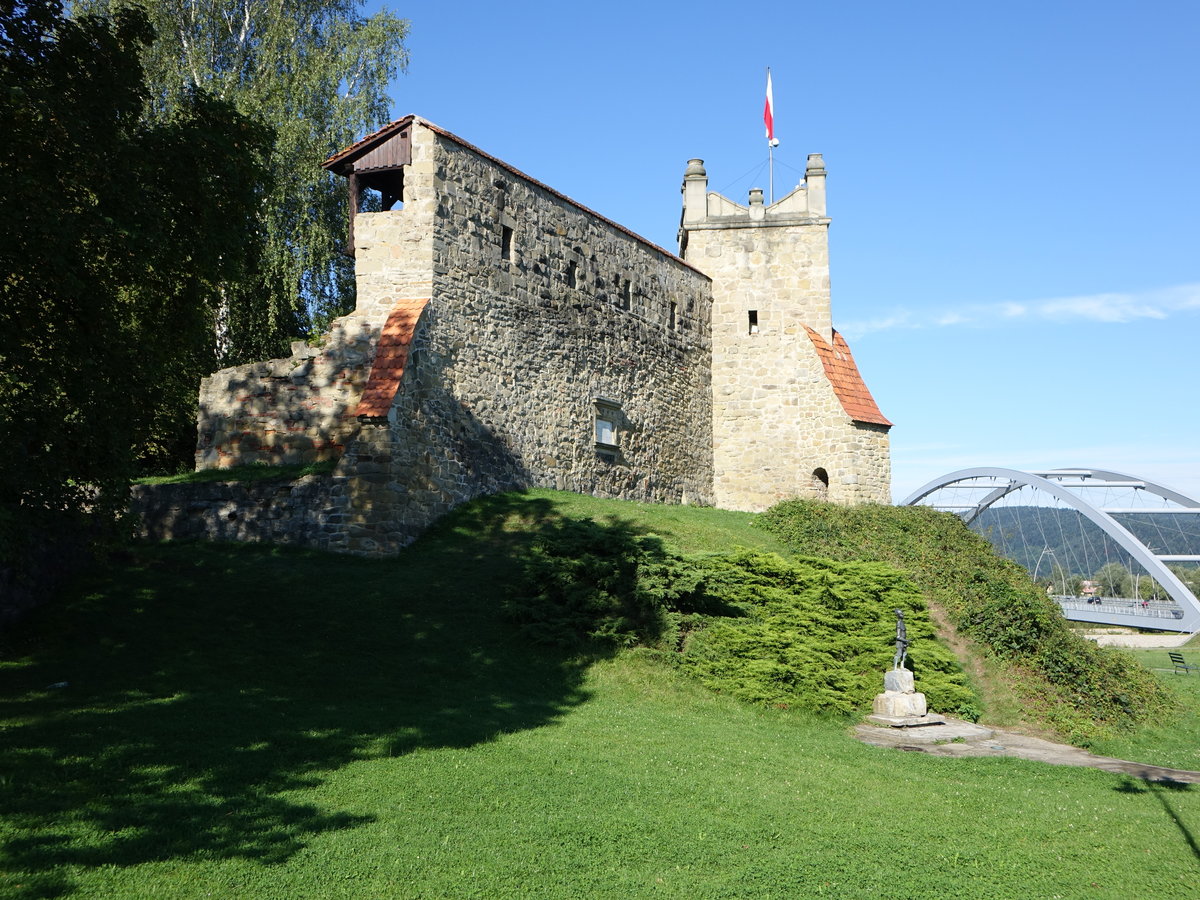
[767,66,772,204]
[764,66,777,204]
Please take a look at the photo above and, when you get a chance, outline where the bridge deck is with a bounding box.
[1053,596,1189,631]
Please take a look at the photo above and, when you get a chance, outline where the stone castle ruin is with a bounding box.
[165,115,890,555]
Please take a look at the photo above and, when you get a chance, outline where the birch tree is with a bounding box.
[76,0,410,361]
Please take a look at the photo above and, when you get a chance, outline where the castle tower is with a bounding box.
[680,156,892,511]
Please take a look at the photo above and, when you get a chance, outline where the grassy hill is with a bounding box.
[1,490,1197,898]
[756,500,1170,739]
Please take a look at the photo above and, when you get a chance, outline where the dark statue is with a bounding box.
[892,608,909,670]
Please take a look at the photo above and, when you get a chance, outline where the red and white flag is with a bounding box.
[764,69,776,143]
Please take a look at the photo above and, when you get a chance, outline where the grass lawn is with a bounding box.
[132,460,337,486]
[1087,649,1200,772]
[3,490,1200,898]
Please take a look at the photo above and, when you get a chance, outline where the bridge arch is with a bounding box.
[902,467,1200,633]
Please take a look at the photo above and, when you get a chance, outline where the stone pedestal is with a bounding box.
[867,667,946,728]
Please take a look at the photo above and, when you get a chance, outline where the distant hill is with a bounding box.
[972,506,1200,578]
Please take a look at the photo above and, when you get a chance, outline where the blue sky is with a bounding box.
[372,0,1199,502]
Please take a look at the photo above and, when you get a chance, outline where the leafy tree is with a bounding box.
[1132,573,1166,601]
[1169,564,1200,595]
[75,0,411,361]
[1094,562,1132,598]
[0,0,270,596]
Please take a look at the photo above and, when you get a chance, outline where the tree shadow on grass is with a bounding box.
[0,491,632,897]
[1114,777,1200,864]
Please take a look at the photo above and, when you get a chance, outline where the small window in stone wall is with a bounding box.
[567,259,578,289]
[669,301,677,330]
[501,225,513,261]
[748,310,759,334]
[621,279,632,311]
[594,398,621,454]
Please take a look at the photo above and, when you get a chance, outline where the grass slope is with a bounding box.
[757,501,1170,739]
[2,490,1198,898]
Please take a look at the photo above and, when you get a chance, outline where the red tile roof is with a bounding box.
[805,326,893,428]
[355,299,428,419]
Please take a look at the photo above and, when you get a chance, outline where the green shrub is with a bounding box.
[506,515,977,715]
[504,517,706,649]
[678,551,976,714]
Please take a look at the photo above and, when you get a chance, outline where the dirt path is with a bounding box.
[855,719,1200,783]
[1085,632,1192,648]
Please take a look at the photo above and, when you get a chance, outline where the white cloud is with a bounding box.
[843,282,1200,337]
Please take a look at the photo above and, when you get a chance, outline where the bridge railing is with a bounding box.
[1051,595,1184,620]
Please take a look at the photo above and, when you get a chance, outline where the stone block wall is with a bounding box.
[680,157,891,510]
[331,122,716,554]
[130,475,348,550]
[428,127,714,505]
[831,422,891,504]
[351,125,438,326]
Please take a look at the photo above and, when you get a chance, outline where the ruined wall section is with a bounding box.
[130,475,342,547]
[194,129,440,472]
[195,322,376,470]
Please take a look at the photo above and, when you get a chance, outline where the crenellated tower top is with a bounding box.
[680,154,828,244]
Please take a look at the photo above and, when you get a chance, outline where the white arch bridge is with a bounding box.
[902,468,1200,633]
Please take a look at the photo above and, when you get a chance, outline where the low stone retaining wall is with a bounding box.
[130,476,349,552]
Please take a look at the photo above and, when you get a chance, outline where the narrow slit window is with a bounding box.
[669,301,677,330]
[567,260,578,288]
[621,279,632,311]
[748,310,759,334]
[501,225,513,261]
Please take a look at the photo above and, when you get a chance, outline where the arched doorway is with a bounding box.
[811,467,830,500]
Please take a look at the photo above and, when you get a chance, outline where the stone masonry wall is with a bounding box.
[333,122,715,554]
[835,422,891,504]
[351,126,437,326]
[130,476,346,549]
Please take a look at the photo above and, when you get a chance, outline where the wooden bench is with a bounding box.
[1168,651,1197,675]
